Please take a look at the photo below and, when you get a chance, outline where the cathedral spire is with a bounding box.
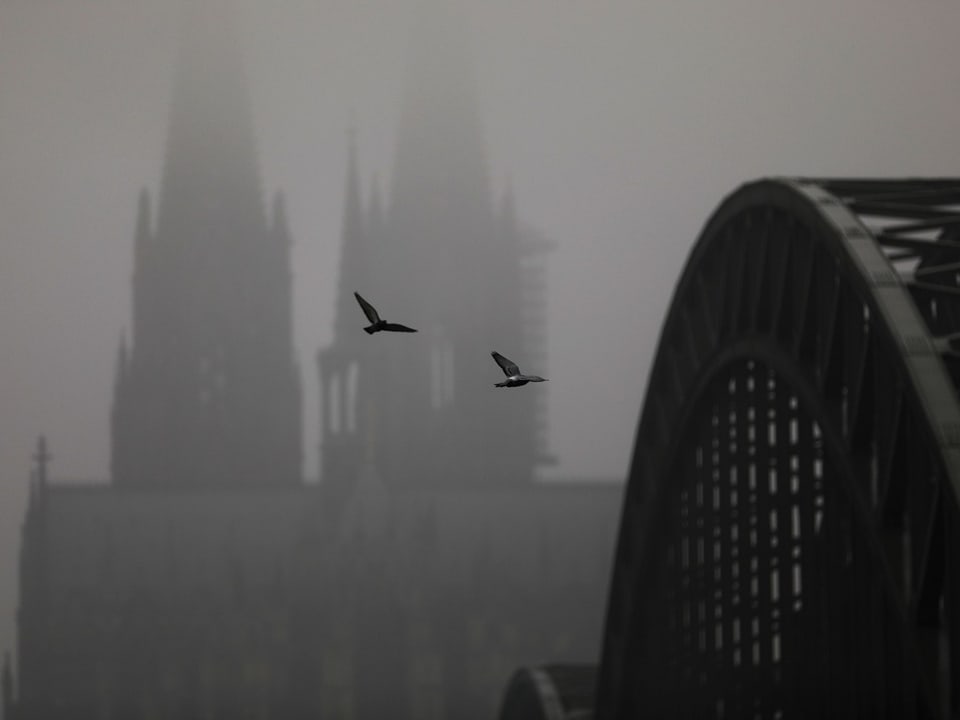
[317,125,371,493]
[112,0,301,488]
[390,0,490,225]
[157,0,264,240]
[130,188,151,346]
[334,123,366,341]
[317,0,549,489]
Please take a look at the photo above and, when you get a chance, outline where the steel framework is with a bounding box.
[596,178,960,719]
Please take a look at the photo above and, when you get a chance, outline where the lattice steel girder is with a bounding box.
[598,177,960,720]
[793,180,960,476]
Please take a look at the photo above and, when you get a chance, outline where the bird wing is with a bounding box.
[491,351,519,377]
[354,292,381,324]
[381,323,418,333]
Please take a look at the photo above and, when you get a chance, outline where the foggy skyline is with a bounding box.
[3,0,960,664]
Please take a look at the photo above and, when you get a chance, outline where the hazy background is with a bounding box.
[2,0,960,662]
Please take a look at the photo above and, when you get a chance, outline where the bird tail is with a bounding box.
[363,326,376,335]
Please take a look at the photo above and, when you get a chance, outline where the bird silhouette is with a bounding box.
[491,351,547,388]
[354,292,417,334]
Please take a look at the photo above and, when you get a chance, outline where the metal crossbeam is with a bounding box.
[596,178,960,720]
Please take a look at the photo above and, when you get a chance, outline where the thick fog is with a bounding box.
[2,0,960,668]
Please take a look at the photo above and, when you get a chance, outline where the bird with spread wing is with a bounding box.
[490,351,547,388]
[354,292,418,334]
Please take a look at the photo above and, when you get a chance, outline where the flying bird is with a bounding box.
[491,351,547,388]
[354,292,418,334]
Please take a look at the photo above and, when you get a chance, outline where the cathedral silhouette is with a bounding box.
[4,3,620,720]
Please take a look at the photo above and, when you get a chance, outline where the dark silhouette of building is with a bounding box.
[6,3,619,720]
[111,0,301,489]
[11,444,617,720]
[318,3,552,492]
[14,455,315,720]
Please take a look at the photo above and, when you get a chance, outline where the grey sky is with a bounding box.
[2,0,960,660]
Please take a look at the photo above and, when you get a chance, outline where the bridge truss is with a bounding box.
[596,179,960,719]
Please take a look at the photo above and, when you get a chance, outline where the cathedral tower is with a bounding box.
[319,1,551,490]
[317,129,378,494]
[112,0,301,488]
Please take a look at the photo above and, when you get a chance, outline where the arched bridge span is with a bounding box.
[597,178,960,719]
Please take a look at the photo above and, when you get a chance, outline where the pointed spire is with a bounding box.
[390,0,490,219]
[334,123,367,340]
[344,121,362,246]
[384,0,494,330]
[366,174,385,294]
[129,187,151,372]
[320,0,550,489]
[157,0,265,241]
[113,0,301,488]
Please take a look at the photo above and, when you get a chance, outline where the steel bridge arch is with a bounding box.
[596,178,960,719]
